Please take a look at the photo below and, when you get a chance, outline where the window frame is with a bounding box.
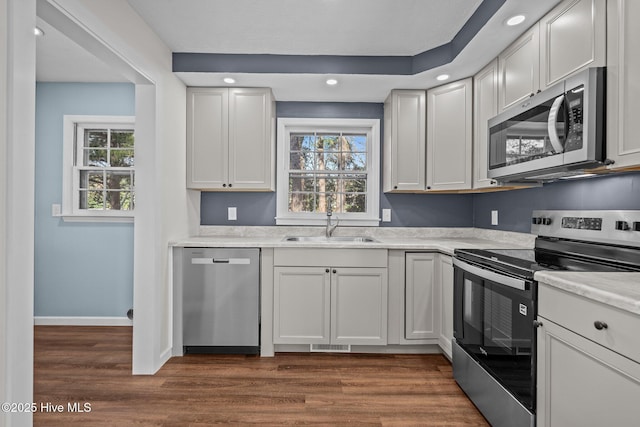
[276,117,380,226]
[62,115,135,222]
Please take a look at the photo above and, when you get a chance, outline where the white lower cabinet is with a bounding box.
[436,255,454,359]
[404,253,438,340]
[272,249,388,346]
[537,283,640,426]
[273,267,331,344]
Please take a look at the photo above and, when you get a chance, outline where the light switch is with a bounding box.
[491,210,498,226]
[382,209,391,222]
[228,207,237,221]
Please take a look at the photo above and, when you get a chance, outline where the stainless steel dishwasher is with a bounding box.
[182,248,260,354]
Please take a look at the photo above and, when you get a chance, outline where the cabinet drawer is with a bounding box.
[538,283,640,363]
[274,248,387,268]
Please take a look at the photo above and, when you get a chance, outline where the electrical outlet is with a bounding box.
[491,210,498,226]
[382,209,391,222]
[228,207,237,221]
[51,203,61,217]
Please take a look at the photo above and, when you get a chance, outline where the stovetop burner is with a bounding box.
[455,210,640,280]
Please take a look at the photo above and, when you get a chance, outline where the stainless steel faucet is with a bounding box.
[325,208,339,238]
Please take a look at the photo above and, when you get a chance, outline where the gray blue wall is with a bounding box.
[201,102,474,227]
[35,82,135,318]
[201,101,640,233]
[473,172,640,232]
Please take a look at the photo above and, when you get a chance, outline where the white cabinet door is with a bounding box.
[473,60,499,190]
[331,268,388,345]
[539,0,606,90]
[437,255,454,359]
[426,78,473,191]
[273,267,331,344]
[498,24,540,111]
[607,0,640,169]
[186,87,274,190]
[186,87,228,189]
[536,317,640,427]
[228,88,275,190]
[405,253,437,340]
[383,90,426,192]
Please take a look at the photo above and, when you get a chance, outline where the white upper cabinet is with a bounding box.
[186,87,275,191]
[539,0,606,90]
[498,24,540,111]
[383,90,426,192]
[426,78,473,191]
[473,59,499,190]
[607,0,640,169]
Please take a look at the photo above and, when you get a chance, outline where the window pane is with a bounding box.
[110,149,135,167]
[320,153,339,171]
[319,134,339,151]
[105,190,133,211]
[344,193,366,213]
[79,190,105,210]
[111,130,134,148]
[289,151,315,170]
[289,173,315,192]
[79,170,104,190]
[84,149,108,167]
[105,171,132,190]
[343,152,367,171]
[344,134,367,152]
[316,175,338,193]
[290,133,315,151]
[85,130,107,148]
[289,193,315,213]
[343,176,367,192]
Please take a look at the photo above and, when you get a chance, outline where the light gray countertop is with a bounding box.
[170,226,640,316]
[535,271,640,316]
[169,226,535,255]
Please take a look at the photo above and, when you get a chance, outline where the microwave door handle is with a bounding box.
[453,258,527,291]
[547,94,565,154]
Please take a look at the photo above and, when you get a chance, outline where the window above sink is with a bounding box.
[275,118,380,227]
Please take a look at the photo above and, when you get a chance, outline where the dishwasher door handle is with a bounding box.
[191,258,251,265]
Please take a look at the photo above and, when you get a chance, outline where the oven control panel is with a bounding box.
[532,210,640,247]
[561,216,602,230]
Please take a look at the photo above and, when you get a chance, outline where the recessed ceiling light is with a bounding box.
[326,78,338,86]
[223,77,236,84]
[506,15,526,26]
[436,74,449,81]
[34,27,45,36]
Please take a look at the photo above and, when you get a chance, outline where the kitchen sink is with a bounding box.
[283,236,378,243]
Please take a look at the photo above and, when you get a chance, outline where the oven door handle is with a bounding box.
[453,258,528,291]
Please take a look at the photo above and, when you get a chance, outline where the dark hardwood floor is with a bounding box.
[34,326,488,426]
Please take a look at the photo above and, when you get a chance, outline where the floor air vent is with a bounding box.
[310,344,351,353]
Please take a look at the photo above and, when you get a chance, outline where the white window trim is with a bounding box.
[276,117,380,226]
[61,115,135,223]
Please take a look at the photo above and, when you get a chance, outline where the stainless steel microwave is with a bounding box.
[487,67,605,182]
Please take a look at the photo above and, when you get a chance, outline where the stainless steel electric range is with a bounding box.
[452,210,640,427]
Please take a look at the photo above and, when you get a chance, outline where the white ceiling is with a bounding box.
[36,0,562,102]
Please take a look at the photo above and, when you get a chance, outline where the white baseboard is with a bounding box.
[34,316,133,326]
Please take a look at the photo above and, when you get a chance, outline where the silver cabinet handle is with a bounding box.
[453,258,528,291]
[191,258,251,265]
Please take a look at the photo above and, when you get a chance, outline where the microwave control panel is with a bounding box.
[564,85,584,152]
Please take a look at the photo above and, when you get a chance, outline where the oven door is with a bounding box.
[453,257,536,411]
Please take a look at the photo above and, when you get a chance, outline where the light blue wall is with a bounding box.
[35,82,135,317]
